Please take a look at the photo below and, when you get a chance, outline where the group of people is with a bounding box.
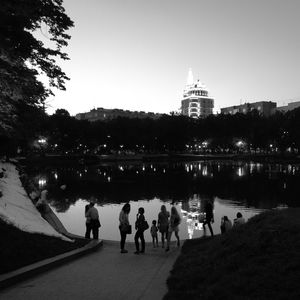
[119,204,181,254]
[85,197,101,239]
[84,197,247,253]
[220,212,246,234]
[201,199,247,236]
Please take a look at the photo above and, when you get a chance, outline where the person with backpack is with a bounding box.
[134,207,148,254]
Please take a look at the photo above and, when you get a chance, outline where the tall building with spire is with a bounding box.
[181,68,214,118]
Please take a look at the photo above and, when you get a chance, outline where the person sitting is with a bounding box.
[233,212,246,227]
[220,216,232,233]
[35,189,49,216]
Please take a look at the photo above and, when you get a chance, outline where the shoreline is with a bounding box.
[18,153,300,165]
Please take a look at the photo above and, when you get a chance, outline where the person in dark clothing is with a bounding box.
[85,199,101,239]
[134,207,146,254]
[85,203,92,238]
[119,203,131,253]
[203,199,214,236]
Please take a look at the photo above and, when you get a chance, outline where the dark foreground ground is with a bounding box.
[165,208,300,300]
[0,219,88,274]
[1,208,300,299]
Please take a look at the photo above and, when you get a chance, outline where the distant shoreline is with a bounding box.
[17,153,300,165]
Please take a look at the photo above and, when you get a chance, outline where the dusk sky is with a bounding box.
[45,0,300,115]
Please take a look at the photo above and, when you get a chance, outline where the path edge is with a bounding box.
[0,239,103,290]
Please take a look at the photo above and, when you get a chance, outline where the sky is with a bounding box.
[44,0,300,115]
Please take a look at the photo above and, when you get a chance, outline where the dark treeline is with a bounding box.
[1,107,300,156]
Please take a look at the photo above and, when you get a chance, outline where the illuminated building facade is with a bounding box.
[220,101,276,117]
[181,69,214,118]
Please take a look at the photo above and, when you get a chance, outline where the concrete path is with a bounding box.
[0,240,180,300]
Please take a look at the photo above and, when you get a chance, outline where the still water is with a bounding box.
[25,160,299,242]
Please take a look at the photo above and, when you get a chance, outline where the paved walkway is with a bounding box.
[0,240,180,300]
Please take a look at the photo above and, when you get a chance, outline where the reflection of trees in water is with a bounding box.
[25,162,299,213]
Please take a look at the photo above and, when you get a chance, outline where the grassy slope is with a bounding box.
[0,219,88,274]
[165,208,300,300]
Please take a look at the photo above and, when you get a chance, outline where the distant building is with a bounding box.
[220,101,276,117]
[276,101,300,113]
[75,108,163,122]
[181,69,214,118]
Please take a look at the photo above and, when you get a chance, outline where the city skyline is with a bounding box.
[43,0,300,115]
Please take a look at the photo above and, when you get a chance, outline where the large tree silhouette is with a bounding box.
[0,0,73,136]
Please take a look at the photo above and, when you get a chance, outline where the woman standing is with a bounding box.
[134,207,146,254]
[158,205,170,248]
[166,206,181,252]
[119,203,131,253]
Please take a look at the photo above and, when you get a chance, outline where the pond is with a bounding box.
[24,160,299,242]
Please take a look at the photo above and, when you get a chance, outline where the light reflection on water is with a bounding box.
[26,160,299,242]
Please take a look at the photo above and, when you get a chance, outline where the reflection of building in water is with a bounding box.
[184,162,213,178]
[181,195,206,239]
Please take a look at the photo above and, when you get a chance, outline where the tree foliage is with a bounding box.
[0,0,73,135]
[39,108,300,156]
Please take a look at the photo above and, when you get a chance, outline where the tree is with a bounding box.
[54,108,70,117]
[0,0,73,136]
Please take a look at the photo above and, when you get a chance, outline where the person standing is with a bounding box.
[220,216,232,234]
[165,206,181,252]
[134,207,146,254]
[85,202,92,238]
[203,199,214,236]
[150,220,159,248]
[119,203,131,253]
[85,199,101,239]
[158,205,170,248]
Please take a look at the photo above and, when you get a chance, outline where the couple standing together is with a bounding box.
[119,203,181,254]
[85,198,101,239]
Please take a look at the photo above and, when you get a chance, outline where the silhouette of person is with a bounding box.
[85,198,100,239]
[151,220,159,247]
[203,199,214,236]
[119,203,131,253]
[158,205,170,248]
[165,206,181,252]
[85,202,92,238]
[220,216,232,234]
[234,212,246,227]
[134,207,146,254]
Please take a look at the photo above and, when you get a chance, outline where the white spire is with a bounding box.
[186,67,194,86]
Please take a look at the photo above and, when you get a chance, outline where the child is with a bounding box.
[151,220,159,247]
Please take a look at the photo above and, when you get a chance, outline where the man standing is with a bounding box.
[203,198,214,236]
[85,198,101,239]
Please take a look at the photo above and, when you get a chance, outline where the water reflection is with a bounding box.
[24,160,300,241]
